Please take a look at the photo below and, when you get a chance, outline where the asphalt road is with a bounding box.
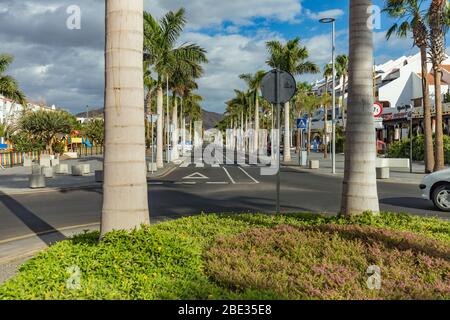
[0,149,448,242]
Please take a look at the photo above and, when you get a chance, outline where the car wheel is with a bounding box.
[432,184,450,212]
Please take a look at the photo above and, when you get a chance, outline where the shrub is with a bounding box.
[205,224,449,300]
[387,134,450,164]
[0,213,448,300]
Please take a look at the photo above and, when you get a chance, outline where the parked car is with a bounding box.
[420,168,450,211]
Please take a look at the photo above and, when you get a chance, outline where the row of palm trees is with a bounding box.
[143,8,208,168]
[98,0,450,234]
[384,0,450,173]
[221,38,320,159]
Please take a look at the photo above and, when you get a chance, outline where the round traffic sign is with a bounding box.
[373,102,383,118]
[261,69,297,104]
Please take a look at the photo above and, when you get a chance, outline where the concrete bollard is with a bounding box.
[32,165,41,175]
[71,165,84,176]
[42,167,54,178]
[51,158,60,167]
[39,157,51,167]
[376,167,390,179]
[95,170,104,182]
[81,164,90,175]
[55,164,69,174]
[147,162,157,172]
[29,174,46,189]
[309,160,320,169]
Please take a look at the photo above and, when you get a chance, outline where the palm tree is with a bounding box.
[384,0,434,173]
[101,0,149,236]
[20,110,75,154]
[293,82,317,155]
[428,0,448,171]
[266,38,319,162]
[144,8,207,168]
[322,63,333,159]
[0,54,26,106]
[336,54,349,128]
[239,70,266,153]
[184,93,203,141]
[340,0,380,216]
[170,64,202,160]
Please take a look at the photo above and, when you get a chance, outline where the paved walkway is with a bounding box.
[0,156,178,195]
[284,151,431,185]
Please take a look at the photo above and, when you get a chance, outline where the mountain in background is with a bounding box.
[76,108,223,129]
[202,109,223,129]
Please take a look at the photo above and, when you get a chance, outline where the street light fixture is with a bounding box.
[319,17,336,175]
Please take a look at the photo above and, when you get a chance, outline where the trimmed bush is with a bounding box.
[387,134,450,164]
[0,213,449,300]
[205,224,449,300]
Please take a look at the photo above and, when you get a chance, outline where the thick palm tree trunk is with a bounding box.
[430,0,446,171]
[307,112,312,156]
[323,77,329,159]
[101,0,149,236]
[434,69,445,170]
[254,96,259,153]
[341,0,379,216]
[156,86,164,168]
[172,96,179,160]
[342,75,347,129]
[284,101,291,161]
[420,45,435,173]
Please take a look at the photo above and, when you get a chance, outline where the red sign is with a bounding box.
[373,102,383,118]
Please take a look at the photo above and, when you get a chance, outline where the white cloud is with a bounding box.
[180,32,279,112]
[305,9,345,21]
[144,0,303,29]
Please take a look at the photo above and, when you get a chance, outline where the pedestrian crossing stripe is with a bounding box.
[183,172,209,180]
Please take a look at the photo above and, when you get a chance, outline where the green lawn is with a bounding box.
[0,212,449,300]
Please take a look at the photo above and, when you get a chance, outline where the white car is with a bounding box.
[420,168,450,211]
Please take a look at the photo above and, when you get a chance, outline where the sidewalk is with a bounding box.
[0,156,178,195]
[284,151,429,185]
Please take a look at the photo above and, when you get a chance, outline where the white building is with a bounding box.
[309,52,450,143]
[0,95,56,125]
[0,95,57,145]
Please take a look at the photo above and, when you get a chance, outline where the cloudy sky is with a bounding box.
[0,0,446,114]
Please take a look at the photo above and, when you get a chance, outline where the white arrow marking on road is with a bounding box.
[183,172,209,180]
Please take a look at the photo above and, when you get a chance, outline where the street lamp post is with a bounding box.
[319,17,336,174]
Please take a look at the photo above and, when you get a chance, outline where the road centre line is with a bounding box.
[222,167,236,184]
[238,166,260,184]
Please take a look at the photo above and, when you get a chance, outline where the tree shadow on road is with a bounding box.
[0,191,66,245]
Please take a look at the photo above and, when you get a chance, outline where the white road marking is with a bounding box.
[222,167,236,184]
[175,182,196,185]
[183,172,209,180]
[212,163,220,168]
[195,163,204,168]
[180,162,190,168]
[238,166,260,184]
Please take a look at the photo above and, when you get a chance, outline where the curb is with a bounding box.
[0,223,100,265]
[0,163,181,197]
[285,165,423,186]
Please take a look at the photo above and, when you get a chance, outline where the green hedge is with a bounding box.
[387,134,450,164]
[0,212,448,300]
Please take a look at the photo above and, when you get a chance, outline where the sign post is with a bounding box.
[261,69,296,215]
[296,117,308,166]
[407,111,413,174]
[147,114,159,174]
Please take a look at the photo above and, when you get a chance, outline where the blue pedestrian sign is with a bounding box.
[296,117,308,130]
